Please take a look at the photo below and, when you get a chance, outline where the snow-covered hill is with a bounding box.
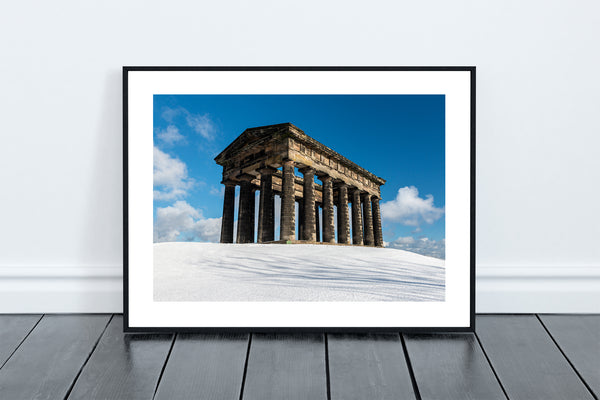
[154,243,444,302]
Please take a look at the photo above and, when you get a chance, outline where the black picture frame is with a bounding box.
[123,66,476,333]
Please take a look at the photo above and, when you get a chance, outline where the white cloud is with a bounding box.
[154,200,221,243]
[387,236,446,259]
[192,217,222,243]
[186,113,216,140]
[160,106,216,141]
[154,201,198,242]
[156,125,186,145]
[153,146,193,200]
[380,186,444,227]
[161,107,181,123]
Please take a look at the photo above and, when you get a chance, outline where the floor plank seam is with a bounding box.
[152,332,177,400]
[325,334,331,400]
[400,333,422,400]
[0,314,43,372]
[535,314,598,400]
[473,330,510,400]
[63,314,114,400]
[238,333,252,400]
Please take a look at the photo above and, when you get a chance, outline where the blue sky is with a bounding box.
[153,95,446,258]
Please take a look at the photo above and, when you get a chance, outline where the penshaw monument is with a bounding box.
[214,123,385,247]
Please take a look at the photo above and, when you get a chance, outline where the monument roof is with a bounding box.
[214,123,386,185]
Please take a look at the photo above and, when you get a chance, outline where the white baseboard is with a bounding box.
[476,266,600,313]
[0,265,598,313]
[0,266,123,313]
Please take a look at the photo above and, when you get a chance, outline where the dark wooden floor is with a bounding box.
[0,315,597,400]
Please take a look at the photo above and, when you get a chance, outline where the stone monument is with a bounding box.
[214,123,386,247]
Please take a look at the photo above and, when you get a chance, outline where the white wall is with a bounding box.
[1,0,598,313]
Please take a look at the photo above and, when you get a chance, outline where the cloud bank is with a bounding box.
[380,186,444,227]
[153,146,194,200]
[156,125,186,145]
[154,200,221,243]
[153,107,220,243]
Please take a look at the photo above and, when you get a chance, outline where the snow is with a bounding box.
[154,243,445,302]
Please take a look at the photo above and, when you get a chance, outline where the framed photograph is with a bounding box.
[123,67,475,332]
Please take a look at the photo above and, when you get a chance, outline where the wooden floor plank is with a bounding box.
[0,314,110,400]
[404,333,506,400]
[538,314,600,398]
[328,333,416,400]
[242,333,328,400]
[154,333,249,400]
[476,315,595,400]
[66,315,173,400]
[0,314,41,368]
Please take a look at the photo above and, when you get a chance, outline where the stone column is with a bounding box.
[351,188,363,245]
[219,181,236,243]
[248,188,256,242]
[257,166,277,242]
[297,200,304,240]
[362,193,375,246]
[336,183,350,244]
[280,160,296,241]
[236,175,255,244]
[372,197,384,247]
[315,204,321,242]
[319,174,335,243]
[299,167,316,241]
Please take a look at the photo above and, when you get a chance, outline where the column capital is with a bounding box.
[298,166,315,175]
[257,166,278,175]
[281,159,295,166]
[237,173,256,182]
[221,179,237,187]
[334,180,349,189]
[316,172,332,182]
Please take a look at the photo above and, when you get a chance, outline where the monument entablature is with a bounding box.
[214,123,385,246]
